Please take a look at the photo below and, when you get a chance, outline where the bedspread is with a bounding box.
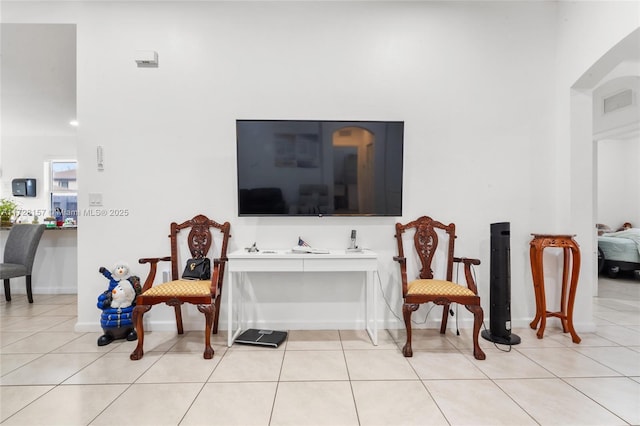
[599,228,640,264]
[601,228,640,256]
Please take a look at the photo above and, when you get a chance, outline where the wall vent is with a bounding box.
[603,89,633,114]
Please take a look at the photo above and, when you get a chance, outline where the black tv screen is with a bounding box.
[236,120,404,216]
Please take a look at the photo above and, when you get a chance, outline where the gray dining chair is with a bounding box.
[1,224,46,303]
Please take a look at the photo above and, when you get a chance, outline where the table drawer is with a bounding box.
[303,257,377,272]
[229,257,303,272]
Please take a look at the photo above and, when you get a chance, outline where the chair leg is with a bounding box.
[212,295,221,334]
[440,302,450,334]
[466,304,486,360]
[4,279,11,302]
[173,304,184,334]
[402,303,418,357]
[197,303,215,359]
[130,304,151,360]
[26,275,34,303]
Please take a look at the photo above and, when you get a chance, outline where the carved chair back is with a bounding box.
[168,214,230,281]
[395,216,457,293]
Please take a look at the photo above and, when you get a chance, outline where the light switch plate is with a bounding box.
[89,193,103,206]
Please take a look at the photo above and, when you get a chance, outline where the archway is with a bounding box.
[570,28,640,299]
[332,126,375,214]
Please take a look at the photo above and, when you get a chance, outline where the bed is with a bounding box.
[597,228,640,278]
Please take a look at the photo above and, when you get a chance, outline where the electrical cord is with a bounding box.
[376,270,437,325]
[469,263,513,353]
[380,259,514,353]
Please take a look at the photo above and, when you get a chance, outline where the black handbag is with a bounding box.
[182,257,211,280]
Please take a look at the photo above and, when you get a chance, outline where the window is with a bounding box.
[50,161,77,223]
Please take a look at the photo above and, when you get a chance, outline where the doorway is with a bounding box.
[332,126,375,214]
[570,28,640,304]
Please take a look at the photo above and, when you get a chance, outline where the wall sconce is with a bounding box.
[134,51,158,68]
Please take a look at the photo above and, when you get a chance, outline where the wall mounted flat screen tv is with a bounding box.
[236,120,404,217]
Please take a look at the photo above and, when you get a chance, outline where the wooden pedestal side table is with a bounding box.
[529,234,581,343]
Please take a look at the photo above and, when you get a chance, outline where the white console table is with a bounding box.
[227,249,378,347]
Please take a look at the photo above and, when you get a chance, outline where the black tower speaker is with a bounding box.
[481,222,521,345]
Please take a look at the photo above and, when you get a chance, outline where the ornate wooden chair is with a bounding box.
[130,214,231,360]
[393,216,486,360]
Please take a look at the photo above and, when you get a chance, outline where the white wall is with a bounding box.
[597,138,640,228]
[2,1,638,336]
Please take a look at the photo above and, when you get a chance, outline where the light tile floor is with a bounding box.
[1,275,639,425]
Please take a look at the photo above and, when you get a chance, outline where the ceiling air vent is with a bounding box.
[603,89,633,114]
